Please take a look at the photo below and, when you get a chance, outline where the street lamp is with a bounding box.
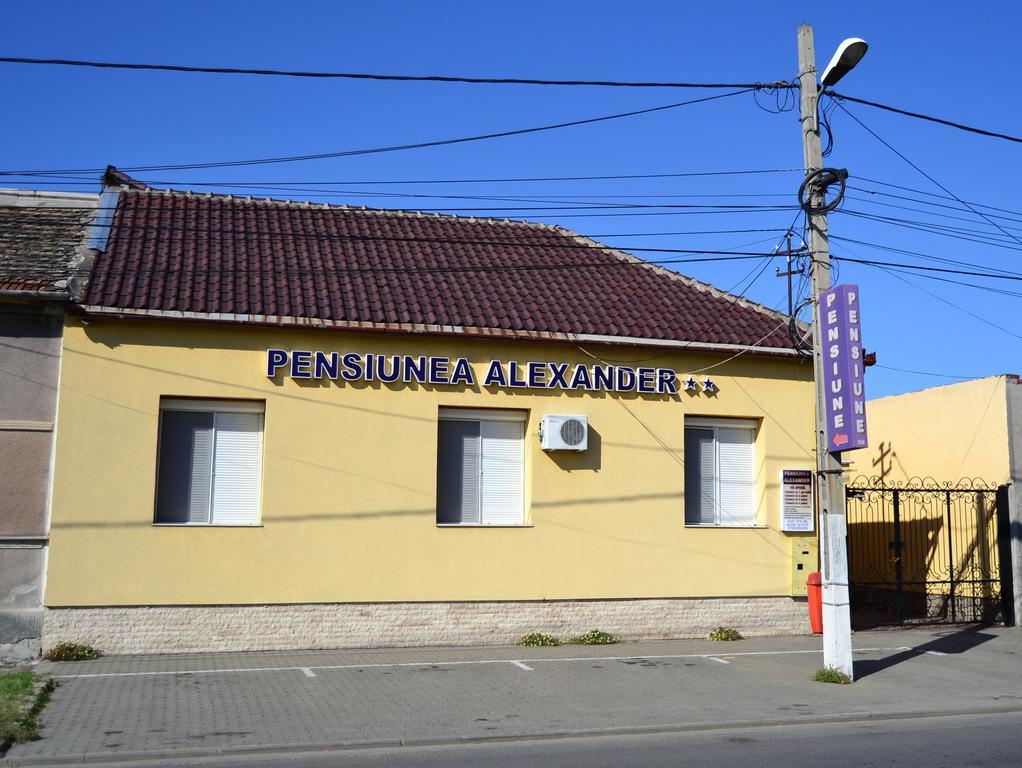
[821,38,869,87]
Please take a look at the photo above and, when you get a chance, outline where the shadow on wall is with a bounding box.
[545,425,602,472]
[869,440,910,483]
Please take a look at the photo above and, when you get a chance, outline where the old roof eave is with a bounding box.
[71,304,801,359]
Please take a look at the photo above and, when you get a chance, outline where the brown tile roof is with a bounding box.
[0,191,97,295]
[84,185,796,351]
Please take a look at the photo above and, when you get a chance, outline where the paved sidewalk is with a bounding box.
[5,627,1021,765]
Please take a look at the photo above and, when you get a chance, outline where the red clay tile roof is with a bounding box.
[84,186,795,350]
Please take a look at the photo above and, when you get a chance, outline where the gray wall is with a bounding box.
[0,303,62,659]
[1007,377,1022,627]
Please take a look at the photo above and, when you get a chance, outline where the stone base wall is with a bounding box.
[44,597,809,655]
[1,609,43,662]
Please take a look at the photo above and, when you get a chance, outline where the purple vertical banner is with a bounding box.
[818,284,868,452]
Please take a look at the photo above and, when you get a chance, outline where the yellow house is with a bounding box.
[42,172,820,654]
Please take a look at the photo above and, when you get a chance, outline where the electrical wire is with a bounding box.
[752,83,798,114]
[688,319,791,373]
[0,56,796,90]
[853,176,1022,219]
[836,209,1022,253]
[569,233,795,365]
[843,194,1022,230]
[828,235,1022,278]
[832,242,1022,342]
[848,183,1022,223]
[832,254,1022,283]
[0,182,800,205]
[870,263,1022,341]
[0,89,754,176]
[830,99,1022,247]
[824,89,1022,145]
[0,202,798,214]
[869,264,1022,298]
[873,364,982,380]
[0,167,804,186]
[840,201,1022,239]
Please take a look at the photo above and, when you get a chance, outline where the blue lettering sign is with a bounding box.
[341,352,363,382]
[403,355,428,384]
[548,362,570,389]
[314,351,339,379]
[483,360,507,387]
[264,349,687,397]
[266,348,289,377]
[527,361,547,389]
[508,361,527,388]
[637,367,657,394]
[429,357,450,384]
[616,366,636,392]
[570,365,593,391]
[376,355,400,383]
[450,357,475,386]
[290,350,313,379]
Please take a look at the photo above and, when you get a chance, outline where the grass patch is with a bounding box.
[813,666,852,684]
[708,626,743,642]
[568,629,622,645]
[42,642,102,662]
[0,672,56,752]
[515,632,561,647]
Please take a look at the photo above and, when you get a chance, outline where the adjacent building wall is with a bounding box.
[44,318,817,652]
[849,376,1010,484]
[0,303,63,660]
[1006,376,1022,624]
[847,375,1020,626]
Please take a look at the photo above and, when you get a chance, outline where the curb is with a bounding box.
[8,704,1022,765]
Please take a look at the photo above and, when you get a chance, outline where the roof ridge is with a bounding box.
[125,186,565,232]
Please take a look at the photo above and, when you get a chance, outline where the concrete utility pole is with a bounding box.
[797,23,855,680]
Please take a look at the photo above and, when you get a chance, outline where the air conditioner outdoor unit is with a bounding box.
[540,414,588,451]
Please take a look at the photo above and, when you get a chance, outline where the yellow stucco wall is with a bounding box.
[45,319,816,606]
[847,376,1010,484]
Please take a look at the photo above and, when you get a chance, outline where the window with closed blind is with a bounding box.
[436,408,525,526]
[684,417,758,527]
[154,399,264,526]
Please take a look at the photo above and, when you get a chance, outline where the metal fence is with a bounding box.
[845,477,1012,628]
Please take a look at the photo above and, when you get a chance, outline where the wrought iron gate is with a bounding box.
[845,478,1013,628]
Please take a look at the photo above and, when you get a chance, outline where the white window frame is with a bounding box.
[684,417,759,528]
[436,408,527,527]
[154,398,265,527]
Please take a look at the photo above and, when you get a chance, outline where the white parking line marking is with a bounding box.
[53,646,916,680]
[300,667,317,678]
[925,651,948,656]
[708,657,730,665]
[510,661,533,671]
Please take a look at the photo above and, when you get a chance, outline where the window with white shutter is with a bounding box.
[155,399,264,526]
[436,409,525,526]
[684,418,757,527]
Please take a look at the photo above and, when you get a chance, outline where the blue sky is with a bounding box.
[3,1,1019,398]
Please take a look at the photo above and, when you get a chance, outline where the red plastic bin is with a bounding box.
[807,572,823,634]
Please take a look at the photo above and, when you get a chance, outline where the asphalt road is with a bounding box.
[71,711,1022,768]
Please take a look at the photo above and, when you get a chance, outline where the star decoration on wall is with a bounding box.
[702,376,716,392]
[684,375,698,391]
